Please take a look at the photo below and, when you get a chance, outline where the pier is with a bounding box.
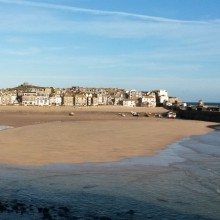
[178,109,220,123]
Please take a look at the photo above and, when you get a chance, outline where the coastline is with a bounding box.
[0,128,219,219]
[0,106,220,219]
[0,105,218,166]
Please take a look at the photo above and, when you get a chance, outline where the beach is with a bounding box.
[0,105,217,166]
[0,106,220,219]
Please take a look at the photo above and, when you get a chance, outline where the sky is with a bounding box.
[0,0,220,102]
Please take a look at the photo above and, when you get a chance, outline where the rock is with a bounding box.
[69,112,75,116]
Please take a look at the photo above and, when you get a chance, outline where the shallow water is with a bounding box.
[0,125,11,130]
[0,129,220,219]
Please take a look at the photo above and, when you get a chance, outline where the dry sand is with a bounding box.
[0,105,218,166]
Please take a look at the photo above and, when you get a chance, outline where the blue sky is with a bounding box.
[0,0,220,102]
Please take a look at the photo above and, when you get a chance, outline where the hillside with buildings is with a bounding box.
[0,83,179,108]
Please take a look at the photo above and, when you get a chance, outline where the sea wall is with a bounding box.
[178,110,220,122]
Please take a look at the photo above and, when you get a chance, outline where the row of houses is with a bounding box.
[0,83,170,107]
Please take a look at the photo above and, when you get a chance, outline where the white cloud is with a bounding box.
[0,0,210,24]
[0,0,219,42]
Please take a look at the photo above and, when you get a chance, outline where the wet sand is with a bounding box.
[0,105,218,166]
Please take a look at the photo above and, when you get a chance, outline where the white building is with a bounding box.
[10,93,18,105]
[97,94,108,105]
[153,90,169,106]
[49,95,62,106]
[140,94,156,107]
[22,92,37,105]
[35,93,50,106]
[128,89,142,100]
[0,90,17,105]
[86,93,93,106]
[123,99,136,107]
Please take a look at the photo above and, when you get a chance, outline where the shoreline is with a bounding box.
[0,125,219,219]
[0,106,219,166]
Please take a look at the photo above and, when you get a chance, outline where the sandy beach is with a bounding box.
[0,106,220,220]
[0,105,218,166]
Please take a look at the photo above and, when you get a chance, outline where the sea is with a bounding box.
[187,102,220,107]
[0,126,220,220]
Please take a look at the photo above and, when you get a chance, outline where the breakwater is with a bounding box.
[178,109,220,122]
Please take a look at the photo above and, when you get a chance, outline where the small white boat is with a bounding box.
[167,111,176,119]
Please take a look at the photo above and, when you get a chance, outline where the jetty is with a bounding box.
[177,105,220,123]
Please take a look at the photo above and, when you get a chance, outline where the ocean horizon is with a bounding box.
[187,102,220,107]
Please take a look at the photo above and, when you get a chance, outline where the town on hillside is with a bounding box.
[0,83,181,108]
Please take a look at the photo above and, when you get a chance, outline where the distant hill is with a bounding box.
[12,83,46,90]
